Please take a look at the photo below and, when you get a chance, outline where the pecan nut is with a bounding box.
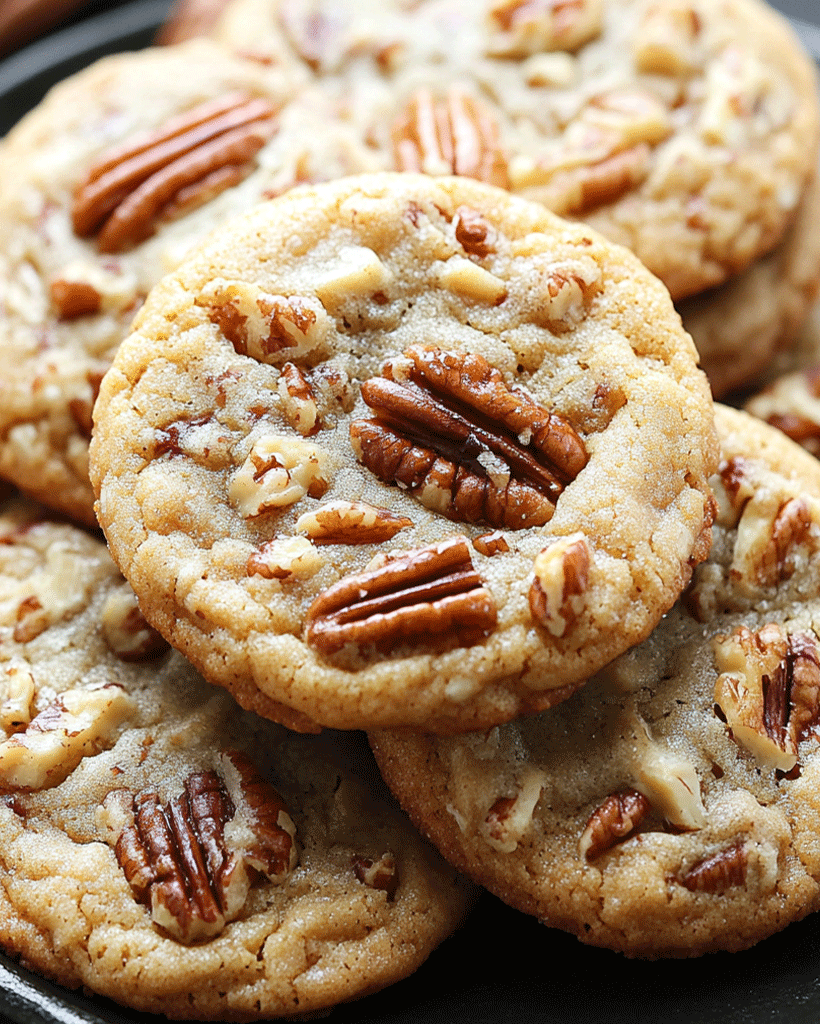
[487,0,605,57]
[350,345,587,530]
[578,789,651,861]
[304,535,497,655]
[678,842,747,894]
[0,684,135,790]
[391,87,510,189]
[72,93,277,252]
[100,750,297,943]
[352,852,399,899]
[101,586,170,661]
[229,435,329,518]
[529,532,590,636]
[713,624,820,771]
[294,500,413,545]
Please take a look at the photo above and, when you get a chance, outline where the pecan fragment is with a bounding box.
[0,685,135,790]
[247,536,325,580]
[295,500,413,545]
[101,586,170,661]
[679,842,747,894]
[480,768,545,853]
[391,87,509,189]
[487,0,604,56]
[472,530,510,557]
[578,789,651,861]
[229,435,328,517]
[713,624,820,771]
[350,346,587,530]
[0,663,35,734]
[529,532,590,636]
[352,852,399,899]
[304,535,497,655]
[72,93,277,252]
[101,751,297,943]
[49,278,102,320]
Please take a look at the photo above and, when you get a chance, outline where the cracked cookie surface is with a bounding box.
[90,172,717,733]
[370,404,820,957]
[0,39,376,526]
[0,497,474,1020]
[213,0,820,301]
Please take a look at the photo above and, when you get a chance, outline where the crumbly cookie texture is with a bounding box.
[680,169,820,400]
[0,499,474,1021]
[214,0,820,301]
[0,40,378,526]
[90,172,717,733]
[370,405,820,958]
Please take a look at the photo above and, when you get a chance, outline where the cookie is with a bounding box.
[213,0,820,301]
[679,169,820,399]
[370,403,820,958]
[0,498,475,1020]
[0,39,377,526]
[743,361,820,457]
[89,171,718,733]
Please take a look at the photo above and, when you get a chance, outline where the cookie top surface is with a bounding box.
[213,0,820,300]
[90,171,718,733]
[370,404,820,958]
[679,168,820,399]
[0,498,474,1020]
[0,40,377,526]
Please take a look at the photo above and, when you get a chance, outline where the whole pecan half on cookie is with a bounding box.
[350,345,588,529]
[72,92,277,252]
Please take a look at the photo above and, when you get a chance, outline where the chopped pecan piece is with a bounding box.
[247,536,325,580]
[679,842,747,894]
[633,2,701,75]
[0,685,135,790]
[72,93,277,252]
[487,0,604,56]
[713,624,820,771]
[529,532,590,636]
[578,789,651,861]
[480,768,545,853]
[101,750,297,943]
[199,280,330,364]
[304,535,497,655]
[49,278,102,320]
[295,500,413,545]
[350,346,587,530]
[0,663,35,734]
[391,87,509,190]
[352,852,399,899]
[454,207,498,258]
[473,530,510,557]
[13,595,48,643]
[229,435,329,517]
[101,586,170,661]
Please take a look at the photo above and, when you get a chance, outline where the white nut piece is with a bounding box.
[437,257,508,305]
[631,720,706,830]
[0,662,35,733]
[0,684,135,789]
[530,532,590,637]
[247,536,325,580]
[314,246,394,303]
[229,435,328,518]
[480,766,546,854]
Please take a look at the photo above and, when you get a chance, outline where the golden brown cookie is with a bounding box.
[0,498,475,1019]
[371,404,820,958]
[90,172,718,733]
[213,0,820,301]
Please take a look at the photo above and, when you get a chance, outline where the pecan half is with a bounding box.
[295,500,413,545]
[578,789,651,861]
[713,624,820,771]
[101,751,297,943]
[391,87,510,189]
[679,842,747,894]
[304,535,497,655]
[350,346,587,530]
[72,93,277,252]
[529,532,590,636]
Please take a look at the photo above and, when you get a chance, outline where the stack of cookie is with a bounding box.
[1,0,820,1018]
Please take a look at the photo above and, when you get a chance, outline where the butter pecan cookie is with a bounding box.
[213,0,820,301]
[0,39,377,526]
[90,172,718,733]
[370,404,820,957]
[0,498,474,1019]
[680,170,820,399]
